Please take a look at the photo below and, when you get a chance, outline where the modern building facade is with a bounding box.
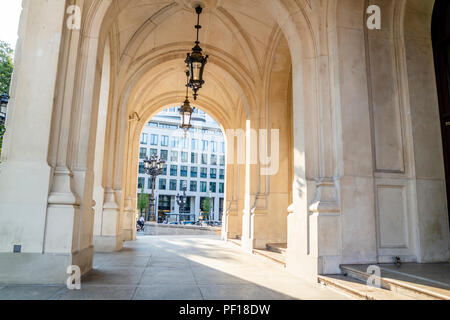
[137,108,225,223]
[0,0,449,284]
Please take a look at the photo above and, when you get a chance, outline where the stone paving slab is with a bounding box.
[0,286,64,300]
[0,235,348,300]
[133,285,203,300]
[51,285,137,300]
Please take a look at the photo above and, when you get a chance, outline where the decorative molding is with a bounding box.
[48,167,81,206]
[308,178,339,214]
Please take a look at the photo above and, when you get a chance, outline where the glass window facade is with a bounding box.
[161,135,169,147]
[171,137,179,148]
[160,150,168,161]
[192,139,198,150]
[180,166,188,177]
[137,114,226,221]
[159,179,167,190]
[200,181,207,193]
[141,133,148,145]
[138,177,145,189]
[211,155,217,166]
[202,140,209,152]
[201,154,208,165]
[150,134,158,146]
[171,151,178,162]
[170,179,177,191]
[190,181,197,192]
[181,138,188,149]
[150,148,158,157]
[140,147,147,159]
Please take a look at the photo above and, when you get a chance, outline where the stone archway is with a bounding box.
[3,0,448,286]
[0,0,337,283]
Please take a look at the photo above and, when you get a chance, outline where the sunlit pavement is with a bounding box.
[0,235,348,300]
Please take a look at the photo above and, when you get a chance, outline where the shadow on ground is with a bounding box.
[0,235,346,300]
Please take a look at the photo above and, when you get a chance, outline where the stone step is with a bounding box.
[266,243,287,255]
[318,275,413,300]
[341,265,450,300]
[253,249,286,267]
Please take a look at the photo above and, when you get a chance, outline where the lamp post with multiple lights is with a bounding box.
[176,189,188,224]
[144,154,166,222]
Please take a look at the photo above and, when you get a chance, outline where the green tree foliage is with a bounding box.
[137,187,149,217]
[0,41,13,159]
[202,198,211,220]
[0,41,13,96]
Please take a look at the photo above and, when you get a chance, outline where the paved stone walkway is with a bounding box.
[0,235,348,300]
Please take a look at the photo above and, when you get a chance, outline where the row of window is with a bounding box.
[139,163,225,180]
[138,178,224,194]
[147,121,222,136]
[141,134,225,153]
[139,149,225,166]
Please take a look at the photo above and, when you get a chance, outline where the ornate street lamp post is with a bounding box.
[0,94,9,126]
[176,189,187,224]
[144,154,166,222]
[185,5,208,100]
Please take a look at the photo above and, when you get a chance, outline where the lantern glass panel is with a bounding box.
[192,62,202,81]
[183,113,191,126]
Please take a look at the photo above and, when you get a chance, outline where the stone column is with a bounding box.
[123,197,137,240]
[241,118,266,251]
[92,39,123,252]
[94,188,123,252]
[225,125,246,241]
[121,114,141,240]
[0,0,82,284]
[284,7,345,278]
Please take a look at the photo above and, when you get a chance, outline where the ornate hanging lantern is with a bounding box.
[180,72,194,131]
[185,5,208,100]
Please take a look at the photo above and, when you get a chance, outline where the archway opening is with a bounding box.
[136,107,227,229]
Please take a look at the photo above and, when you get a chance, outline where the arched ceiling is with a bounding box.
[99,0,292,127]
[114,0,278,72]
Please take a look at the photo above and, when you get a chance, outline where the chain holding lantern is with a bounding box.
[185,5,208,101]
